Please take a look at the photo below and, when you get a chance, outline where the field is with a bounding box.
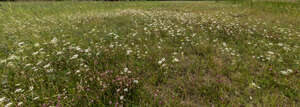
[0,1,300,106]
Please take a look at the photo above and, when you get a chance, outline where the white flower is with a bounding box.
[43,63,51,68]
[267,51,274,55]
[18,42,25,46]
[25,64,32,68]
[33,96,39,100]
[34,43,40,47]
[70,54,79,60]
[29,86,34,91]
[133,80,139,84]
[15,88,24,93]
[109,44,114,48]
[124,68,128,72]
[50,37,58,44]
[0,97,6,102]
[127,50,132,55]
[172,58,179,62]
[251,83,261,89]
[5,102,13,107]
[32,51,39,56]
[56,51,63,55]
[280,71,288,75]
[287,69,293,73]
[75,46,81,51]
[269,43,273,46]
[0,59,7,64]
[84,48,90,53]
[124,88,128,92]
[278,43,283,46]
[222,42,227,47]
[47,69,54,73]
[123,68,132,73]
[17,102,23,106]
[120,96,124,100]
[36,61,42,65]
[158,58,165,65]
[8,55,19,60]
[280,69,293,75]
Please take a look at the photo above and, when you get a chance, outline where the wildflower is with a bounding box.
[158,58,165,65]
[36,61,42,65]
[15,88,24,93]
[34,43,40,47]
[32,51,39,56]
[17,102,23,106]
[120,96,124,100]
[280,71,288,75]
[29,86,34,91]
[0,59,7,64]
[75,46,81,51]
[287,69,293,73]
[280,69,293,75]
[267,51,274,55]
[70,54,79,60]
[50,37,58,44]
[43,63,51,68]
[8,55,19,60]
[124,88,128,92]
[7,62,14,67]
[0,97,6,103]
[172,58,179,62]
[25,64,32,68]
[251,83,261,89]
[133,80,139,84]
[47,69,54,73]
[56,51,63,55]
[18,42,25,46]
[33,97,39,100]
[127,50,132,55]
[5,102,13,107]
[278,43,283,46]
[124,68,128,72]
[84,48,90,53]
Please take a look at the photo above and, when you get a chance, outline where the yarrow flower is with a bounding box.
[251,82,261,89]
[57,51,63,55]
[158,58,166,65]
[172,58,179,62]
[0,97,6,103]
[120,96,124,100]
[15,88,24,93]
[280,69,293,75]
[50,37,58,44]
[43,63,51,69]
[5,102,13,107]
[127,50,132,55]
[70,54,79,60]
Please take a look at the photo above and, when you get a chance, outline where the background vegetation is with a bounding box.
[0,1,299,106]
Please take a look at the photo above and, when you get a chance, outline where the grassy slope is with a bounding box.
[0,1,300,106]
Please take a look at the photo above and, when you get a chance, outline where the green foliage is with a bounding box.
[0,1,299,106]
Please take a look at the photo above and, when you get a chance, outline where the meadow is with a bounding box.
[0,1,300,106]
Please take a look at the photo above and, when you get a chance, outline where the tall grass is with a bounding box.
[0,1,299,106]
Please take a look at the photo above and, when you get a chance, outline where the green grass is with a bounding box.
[0,1,300,106]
